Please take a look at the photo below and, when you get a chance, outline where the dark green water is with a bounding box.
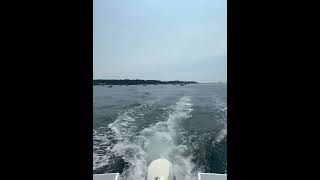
[93,83,227,180]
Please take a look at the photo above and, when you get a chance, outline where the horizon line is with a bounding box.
[93,79,226,84]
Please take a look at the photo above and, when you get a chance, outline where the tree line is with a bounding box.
[93,79,198,85]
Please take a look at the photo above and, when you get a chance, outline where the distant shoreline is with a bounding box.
[93,79,198,86]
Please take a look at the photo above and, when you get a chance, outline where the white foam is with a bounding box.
[93,95,226,179]
[93,102,155,171]
[213,103,227,146]
[93,128,114,170]
[213,128,227,145]
[105,96,196,180]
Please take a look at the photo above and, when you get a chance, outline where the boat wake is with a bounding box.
[93,96,197,180]
[93,94,227,179]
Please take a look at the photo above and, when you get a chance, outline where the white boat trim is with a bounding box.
[198,173,227,180]
[93,173,120,180]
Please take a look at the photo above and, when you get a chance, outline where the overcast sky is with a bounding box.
[94,0,226,83]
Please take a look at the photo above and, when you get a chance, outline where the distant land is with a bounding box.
[93,79,198,86]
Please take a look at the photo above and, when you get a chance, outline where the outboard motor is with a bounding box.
[146,158,175,180]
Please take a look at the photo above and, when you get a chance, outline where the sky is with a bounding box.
[94,0,226,83]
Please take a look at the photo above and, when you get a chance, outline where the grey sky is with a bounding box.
[94,0,226,83]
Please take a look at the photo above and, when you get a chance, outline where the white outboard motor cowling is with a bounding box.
[146,158,175,180]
